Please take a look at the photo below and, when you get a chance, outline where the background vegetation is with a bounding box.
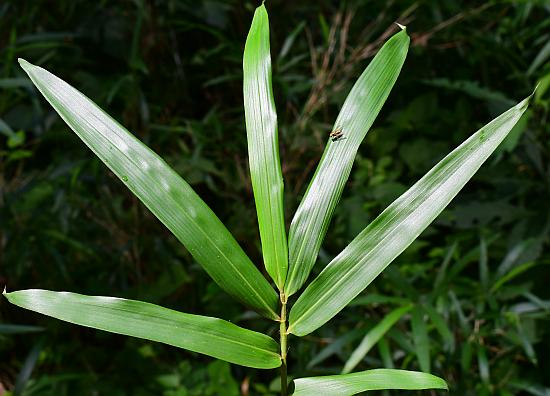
[1,0,549,395]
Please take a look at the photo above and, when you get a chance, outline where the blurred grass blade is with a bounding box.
[422,304,454,351]
[289,95,532,336]
[527,40,550,75]
[0,324,44,334]
[411,306,430,373]
[307,328,364,369]
[3,289,281,369]
[18,59,279,320]
[14,341,42,396]
[291,369,448,396]
[377,338,394,369]
[342,304,412,374]
[243,4,288,289]
[285,28,410,296]
[516,321,538,365]
[478,345,490,385]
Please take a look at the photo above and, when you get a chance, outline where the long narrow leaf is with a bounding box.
[422,304,455,350]
[289,95,531,336]
[411,306,431,372]
[19,59,279,320]
[3,289,281,369]
[285,28,410,296]
[291,369,448,396]
[307,328,364,369]
[342,304,412,374]
[243,4,288,289]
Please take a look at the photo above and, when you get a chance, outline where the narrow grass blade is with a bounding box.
[18,59,279,320]
[342,304,412,374]
[3,289,281,369]
[422,304,454,350]
[0,324,44,334]
[411,306,431,372]
[284,28,410,296]
[14,342,42,396]
[377,338,394,369]
[289,95,531,336]
[243,4,288,289]
[291,369,448,396]
[307,328,364,369]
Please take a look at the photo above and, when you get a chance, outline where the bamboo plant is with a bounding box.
[4,4,532,395]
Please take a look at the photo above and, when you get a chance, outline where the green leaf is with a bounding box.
[18,59,279,320]
[307,328,364,369]
[289,95,531,336]
[422,304,454,350]
[411,306,431,373]
[285,28,410,296]
[377,338,394,369]
[0,324,44,334]
[3,289,281,369]
[243,4,288,289]
[477,345,490,384]
[291,369,448,396]
[342,304,412,374]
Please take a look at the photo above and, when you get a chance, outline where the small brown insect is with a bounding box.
[329,127,346,142]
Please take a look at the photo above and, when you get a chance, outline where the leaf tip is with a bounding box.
[2,285,7,296]
[257,0,267,12]
[395,22,406,31]
[18,58,32,71]
[532,82,540,97]
[442,379,449,391]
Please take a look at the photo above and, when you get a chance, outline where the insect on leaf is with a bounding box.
[289,94,532,336]
[285,27,410,296]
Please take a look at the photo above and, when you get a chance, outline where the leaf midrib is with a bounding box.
[289,126,500,332]
[30,295,279,357]
[27,65,278,320]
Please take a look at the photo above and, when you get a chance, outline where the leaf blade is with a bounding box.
[243,4,288,289]
[291,369,448,396]
[289,95,531,336]
[4,289,281,369]
[411,306,431,373]
[285,28,410,296]
[342,304,412,374]
[19,59,279,320]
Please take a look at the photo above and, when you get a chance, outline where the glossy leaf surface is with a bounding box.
[19,59,279,320]
[291,369,447,395]
[243,4,288,289]
[4,289,281,369]
[285,28,410,296]
[289,95,531,335]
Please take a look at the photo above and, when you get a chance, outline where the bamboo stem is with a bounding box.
[280,292,288,396]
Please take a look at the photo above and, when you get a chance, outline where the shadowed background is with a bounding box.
[1,0,549,395]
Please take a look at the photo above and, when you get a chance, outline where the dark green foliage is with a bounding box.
[1,0,548,394]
